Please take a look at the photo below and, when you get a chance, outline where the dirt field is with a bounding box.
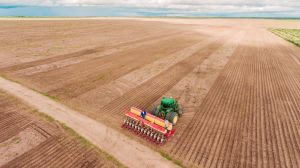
[0,90,119,168]
[0,18,300,167]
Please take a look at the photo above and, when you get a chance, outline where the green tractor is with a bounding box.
[152,97,182,125]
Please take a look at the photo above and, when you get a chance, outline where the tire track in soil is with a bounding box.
[97,31,233,120]
[167,29,300,168]
[0,30,184,73]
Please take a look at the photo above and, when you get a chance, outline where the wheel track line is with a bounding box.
[30,123,53,138]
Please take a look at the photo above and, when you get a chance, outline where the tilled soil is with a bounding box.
[0,91,118,168]
[0,18,300,168]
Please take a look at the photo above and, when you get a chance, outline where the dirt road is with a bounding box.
[0,77,178,168]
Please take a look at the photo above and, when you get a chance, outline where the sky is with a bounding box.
[0,0,299,18]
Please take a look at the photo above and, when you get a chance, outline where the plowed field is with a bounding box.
[0,91,119,168]
[0,18,300,168]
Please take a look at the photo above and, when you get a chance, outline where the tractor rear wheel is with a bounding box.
[166,112,179,125]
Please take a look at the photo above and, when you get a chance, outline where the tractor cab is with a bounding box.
[161,97,176,109]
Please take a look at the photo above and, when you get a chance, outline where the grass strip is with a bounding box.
[269,28,300,47]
